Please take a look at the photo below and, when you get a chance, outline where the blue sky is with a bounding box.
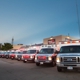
[0,0,80,45]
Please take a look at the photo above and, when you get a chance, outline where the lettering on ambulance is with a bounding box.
[72,40,76,43]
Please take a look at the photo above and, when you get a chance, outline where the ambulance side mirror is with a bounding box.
[54,50,59,54]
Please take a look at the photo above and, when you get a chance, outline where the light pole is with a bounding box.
[76,0,80,38]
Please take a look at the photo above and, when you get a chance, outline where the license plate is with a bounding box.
[40,62,44,64]
[67,66,73,70]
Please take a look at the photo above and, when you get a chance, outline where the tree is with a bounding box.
[0,43,2,50]
[1,43,13,50]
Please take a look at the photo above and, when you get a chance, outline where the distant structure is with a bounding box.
[12,37,14,46]
[43,35,78,45]
[76,0,80,38]
[13,44,23,50]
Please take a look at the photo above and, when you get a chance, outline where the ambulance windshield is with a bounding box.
[27,50,36,54]
[39,48,54,54]
[60,45,80,53]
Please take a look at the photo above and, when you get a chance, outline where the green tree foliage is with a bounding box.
[1,43,13,50]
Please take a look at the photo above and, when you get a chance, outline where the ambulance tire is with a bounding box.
[36,63,40,66]
[50,61,56,67]
[23,60,26,63]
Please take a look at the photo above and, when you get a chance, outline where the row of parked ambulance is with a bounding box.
[0,40,80,72]
[0,45,58,67]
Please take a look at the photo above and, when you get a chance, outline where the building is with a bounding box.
[43,35,77,45]
[13,44,23,50]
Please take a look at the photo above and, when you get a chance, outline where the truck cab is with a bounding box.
[56,40,80,72]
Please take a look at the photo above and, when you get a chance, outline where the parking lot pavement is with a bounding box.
[0,58,80,80]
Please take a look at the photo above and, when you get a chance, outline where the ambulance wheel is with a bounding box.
[23,60,26,63]
[36,63,40,66]
[57,66,62,72]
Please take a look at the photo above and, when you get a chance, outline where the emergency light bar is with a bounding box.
[11,50,15,52]
[15,49,21,52]
[58,40,80,47]
[27,45,42,50]
[59,40,80,44]
[7,50,10,52]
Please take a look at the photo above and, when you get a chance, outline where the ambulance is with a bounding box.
[56,40,80,72]
[35,45,58,67]
[9,50,22,60]
[22,46,40,63]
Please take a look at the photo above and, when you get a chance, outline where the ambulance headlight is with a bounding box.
[35,56,37,60]
[30,56,33,58]
[56,57,60,62]
[22,56,23,59]
[30,55,35,58]
[48,56,52,60]
[15,55,17,58]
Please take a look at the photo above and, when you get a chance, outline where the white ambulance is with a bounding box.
[56,40,80,72]
[22,46,40,63]
[35,45,58,67]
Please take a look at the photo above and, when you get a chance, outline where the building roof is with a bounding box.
[44,35,78,40]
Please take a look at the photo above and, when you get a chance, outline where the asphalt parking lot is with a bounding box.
[0,58,80,80]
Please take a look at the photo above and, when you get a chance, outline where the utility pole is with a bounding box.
[76,0,80,38]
